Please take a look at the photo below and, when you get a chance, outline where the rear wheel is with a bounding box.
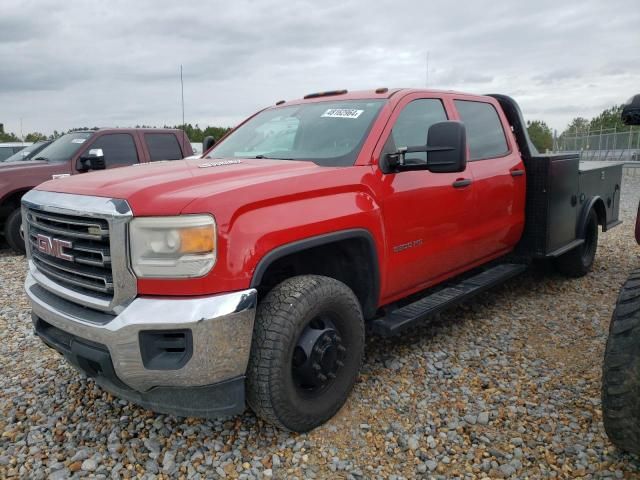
[602,269,640,454]
[555,209,598,277]
[4,208,25,253]
[246,275,364,432]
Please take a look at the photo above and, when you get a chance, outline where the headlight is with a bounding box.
[129,215,216,278]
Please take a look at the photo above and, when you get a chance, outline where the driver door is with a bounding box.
[377,95,476,299]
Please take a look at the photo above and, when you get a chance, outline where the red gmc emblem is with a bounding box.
[36,234,74,262]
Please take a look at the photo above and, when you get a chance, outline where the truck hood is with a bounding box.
[36,158,329,216]
[0,159,49,171]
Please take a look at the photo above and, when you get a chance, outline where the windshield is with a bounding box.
[33,132,94,163]
[207,100,385,166]
[2,141,50,162]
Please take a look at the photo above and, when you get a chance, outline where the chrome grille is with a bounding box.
[27,209,114,301]
[22,190,137,314]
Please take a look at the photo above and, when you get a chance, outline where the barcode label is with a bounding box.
[321,109,364,119]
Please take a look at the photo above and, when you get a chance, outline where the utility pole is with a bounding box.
[426,51,429,88]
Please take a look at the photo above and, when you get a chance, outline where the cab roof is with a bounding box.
[276,88,479,107]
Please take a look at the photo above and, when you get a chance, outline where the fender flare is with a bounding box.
[577,196,606,238]
[250,228,380,318]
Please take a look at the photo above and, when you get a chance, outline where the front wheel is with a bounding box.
[602,269,640,454]
[555,209,598,277]
[246,275,364,432]
[4,208,25,253]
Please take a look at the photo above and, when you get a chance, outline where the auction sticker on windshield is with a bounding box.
[321,109,364,119]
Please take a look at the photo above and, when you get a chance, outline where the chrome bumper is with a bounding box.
[26,272,257,392]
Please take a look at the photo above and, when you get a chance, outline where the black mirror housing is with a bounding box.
[622,94,640,126]
[203,136,216,152]
[78,148,106,171]
[426,121,467,173]
[385,121,467,173]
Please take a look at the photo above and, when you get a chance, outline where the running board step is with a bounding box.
[372,263,527,336]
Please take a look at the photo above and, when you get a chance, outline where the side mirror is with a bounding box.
[425,121,467,173]
[386,121,467,173]
[78,148,106,171]
[622,94,640,126]
[203,136,216,152]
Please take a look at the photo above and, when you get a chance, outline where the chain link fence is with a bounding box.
[554,126,640,162]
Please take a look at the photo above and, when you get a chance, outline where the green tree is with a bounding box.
[0,131,20,142]
[527,120,553,152]
[562,117,590,136]
[25,132,48,142]
[589,105,629,132]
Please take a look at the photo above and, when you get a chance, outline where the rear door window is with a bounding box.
[454,100,509,160]
[145,133,184,161]
[88,133,138,167]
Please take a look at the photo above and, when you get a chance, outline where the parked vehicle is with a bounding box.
[0,142,31,162]
[1,140,52,163]
[602,94,640,453]
[23,88,623,431]
[1,128,192,252]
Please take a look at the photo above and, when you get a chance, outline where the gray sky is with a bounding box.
[1,0,639,137]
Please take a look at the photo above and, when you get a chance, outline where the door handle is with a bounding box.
[510,169,525,177]
[452,178,472,188]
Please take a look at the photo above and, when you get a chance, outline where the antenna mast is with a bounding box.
[180,65,186,154]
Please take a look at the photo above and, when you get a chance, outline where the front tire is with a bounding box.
[555,209,598,277]
[602,269,640,454]
[246,275,364,432]
[4,208,25,253]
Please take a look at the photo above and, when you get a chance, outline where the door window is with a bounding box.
[386,99,448,162]
[88,134,138,166]
[454,100,509,160]
[145,133,184,161]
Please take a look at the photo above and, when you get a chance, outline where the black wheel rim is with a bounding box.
[291,314,347,396]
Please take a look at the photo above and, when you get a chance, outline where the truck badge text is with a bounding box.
[36,234,74,262]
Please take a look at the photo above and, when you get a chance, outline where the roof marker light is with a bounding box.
[375,87,388,94]
[303,89,348,99]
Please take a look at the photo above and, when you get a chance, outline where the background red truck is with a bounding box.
[22,88,622,431]
[0,128,192,252]
[601,94,640,454]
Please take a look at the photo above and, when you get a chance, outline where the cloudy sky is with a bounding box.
[1,0,639,137]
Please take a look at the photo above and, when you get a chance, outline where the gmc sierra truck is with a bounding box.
[602,94,640,453]
[23,88,623,432]
[1,128,193,252]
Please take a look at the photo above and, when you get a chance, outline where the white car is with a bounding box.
[0,142,32,162]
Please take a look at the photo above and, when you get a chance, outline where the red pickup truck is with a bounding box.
[0,128,192,252]
[602,94,640,454]
[23,88,622,431]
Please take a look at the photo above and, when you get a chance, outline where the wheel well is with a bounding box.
[592,198,607,229]
[0,189,29,227]
[253,235,379,319]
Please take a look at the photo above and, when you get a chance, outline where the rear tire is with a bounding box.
[246,275,364,432]
[555,209,598,277]
[602,269,640,454]
[4,208,25,254]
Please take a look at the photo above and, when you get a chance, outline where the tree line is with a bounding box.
[0,124,232,144]
[526,104,631,153]
[1,104,631,154]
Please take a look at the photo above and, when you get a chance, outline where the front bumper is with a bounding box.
[26,272,257,417]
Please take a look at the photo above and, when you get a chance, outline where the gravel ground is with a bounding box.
[1,172,639,479]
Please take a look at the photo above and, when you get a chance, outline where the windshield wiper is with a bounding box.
[253,154,293,160]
